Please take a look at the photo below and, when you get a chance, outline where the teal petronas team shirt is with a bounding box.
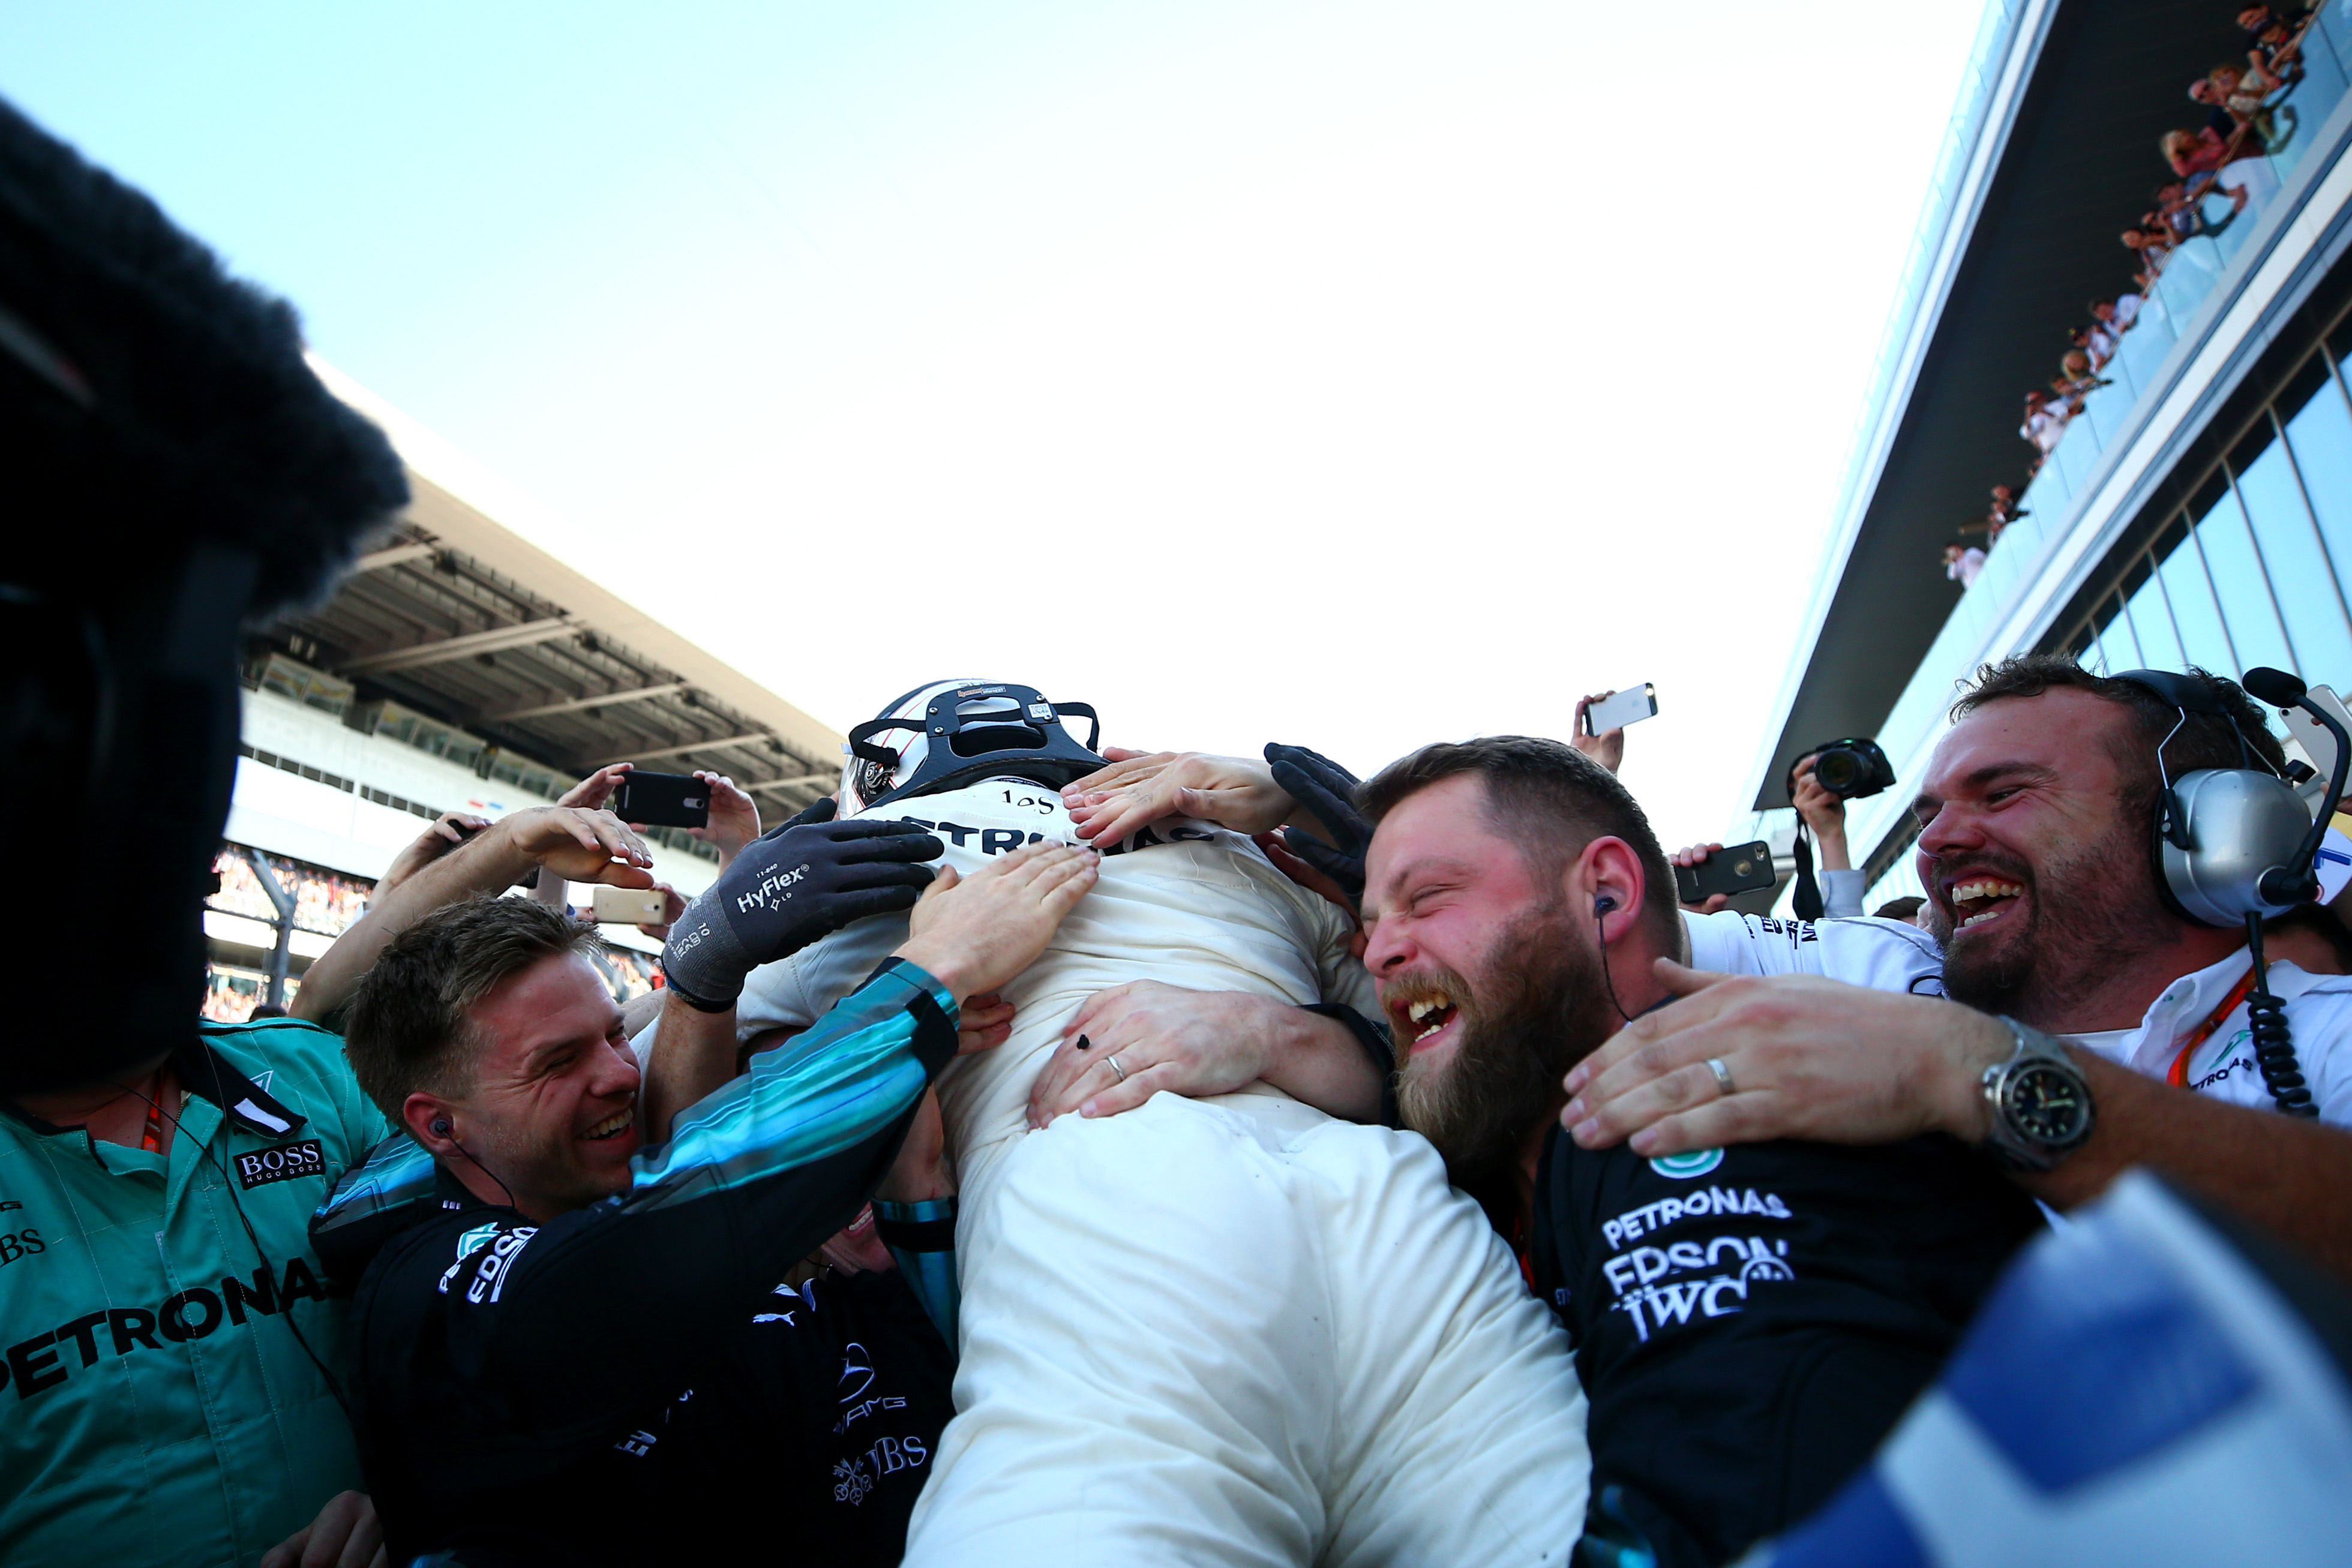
[0,1019,391,1567]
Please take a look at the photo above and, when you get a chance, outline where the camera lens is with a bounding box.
[1814,749,1859,793]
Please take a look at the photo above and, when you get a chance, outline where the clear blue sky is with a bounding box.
[3,1,1987,841]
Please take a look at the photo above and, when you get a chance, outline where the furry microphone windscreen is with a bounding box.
[0,94,409,611]
[0,97,411,1092]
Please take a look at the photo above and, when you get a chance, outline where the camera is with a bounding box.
[1792,737,1895,801]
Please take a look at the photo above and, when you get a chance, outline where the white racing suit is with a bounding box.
[737,777,1588,1566]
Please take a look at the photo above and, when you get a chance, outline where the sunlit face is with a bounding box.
[1361,774,1609,1180]
[1363,774,1546,1070]
[451,953,643,1216]
[1911,689,2168,1017]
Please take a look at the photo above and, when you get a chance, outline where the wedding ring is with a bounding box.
[1107,1053,1129,1083]
[1705,1056,1736,1097]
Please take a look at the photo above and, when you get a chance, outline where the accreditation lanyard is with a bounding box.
[2165,969,2260,1089]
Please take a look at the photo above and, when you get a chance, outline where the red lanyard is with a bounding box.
[2166,969,2260,1089]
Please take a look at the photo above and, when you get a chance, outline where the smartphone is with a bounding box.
[1675,840,1777,905]
[592,885,670,925]
[613,771,710,829]
[1583,684,1658,735]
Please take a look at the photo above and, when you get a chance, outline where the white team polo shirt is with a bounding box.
[2062,948,2352,1128]
[1681,910,2352,1130]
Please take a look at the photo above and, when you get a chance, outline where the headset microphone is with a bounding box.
[2112,666,2343,1117]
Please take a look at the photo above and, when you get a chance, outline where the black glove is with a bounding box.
[662,813,943,1010]
[1265,743,1370,909]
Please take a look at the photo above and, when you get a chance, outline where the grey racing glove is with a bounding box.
[662,804,943,1011]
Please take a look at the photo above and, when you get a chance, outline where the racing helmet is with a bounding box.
[841,678,1106,814]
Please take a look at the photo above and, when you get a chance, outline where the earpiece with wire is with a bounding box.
[1594,893,1636,1023]
[431,1115,521,1210]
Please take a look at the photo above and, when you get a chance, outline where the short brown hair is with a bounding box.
[343,894,605,1121]
[1359,735,1681,945]
[1951,655,2285,801]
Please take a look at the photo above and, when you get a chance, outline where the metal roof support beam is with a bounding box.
[606,731,772,765]
[352,542,437,573]
[484,681,689,723]
[344,616,577,675]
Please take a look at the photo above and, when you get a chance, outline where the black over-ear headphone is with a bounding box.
[2108,667,2350,1118]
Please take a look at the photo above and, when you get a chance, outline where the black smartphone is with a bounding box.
[613,771,710,829]
[1674,840,1776,905]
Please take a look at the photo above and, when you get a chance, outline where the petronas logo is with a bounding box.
[1648,1148,1725,1180]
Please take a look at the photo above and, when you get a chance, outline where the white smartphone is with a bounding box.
[1582,684,1659,735]
[592,886,669,925]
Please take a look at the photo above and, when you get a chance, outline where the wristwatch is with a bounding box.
[1979,1017,2096,1172]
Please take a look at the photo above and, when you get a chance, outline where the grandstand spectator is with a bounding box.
[2242,5,2311,79]
[1986,482,2027,542]
[1944,541,1987,590]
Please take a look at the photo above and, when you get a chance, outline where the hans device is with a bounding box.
[2110,666,2352,1118]
[1582,685,1658,735]
[611,771,710,830]
[1675,840,1777,905]
[1981,1017,2096,1171]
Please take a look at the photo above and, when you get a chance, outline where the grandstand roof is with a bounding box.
[259,364,843,810]
[1748,0,2272,810]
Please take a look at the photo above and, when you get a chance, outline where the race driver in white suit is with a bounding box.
[727,679,1588,1567]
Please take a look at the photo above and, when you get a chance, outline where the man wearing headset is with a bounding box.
[1564,656,2352,1280]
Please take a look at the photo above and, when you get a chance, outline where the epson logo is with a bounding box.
[233,1139,325,1191]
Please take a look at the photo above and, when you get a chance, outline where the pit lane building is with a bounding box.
[206,364,845,1017]
[1742,0,2352,910]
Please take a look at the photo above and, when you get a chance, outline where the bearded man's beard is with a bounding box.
[1395,906,1619,1186]
[1924,806,2174,1020]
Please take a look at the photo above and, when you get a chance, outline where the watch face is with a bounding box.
[2006,1062,2091,1146]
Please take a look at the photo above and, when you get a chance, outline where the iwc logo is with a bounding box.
[1648,1148,1725,1180]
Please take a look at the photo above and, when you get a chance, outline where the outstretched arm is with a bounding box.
[1025,980,1386,1127]
[293,808,655,1025]
[1561,960,2352,1282]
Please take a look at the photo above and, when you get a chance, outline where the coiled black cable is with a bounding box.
[2243,912,2318,1118]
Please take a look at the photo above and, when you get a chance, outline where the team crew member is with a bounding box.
[1,90,416,1568]
[1,1017,397,1567]
[1351,738,2041,1568]
[1565,660,2352,1282]
[316,824,1096,1565]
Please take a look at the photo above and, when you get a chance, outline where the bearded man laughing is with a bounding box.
[1357,737,2042,1568]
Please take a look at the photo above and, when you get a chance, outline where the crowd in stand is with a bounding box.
[1940,4,2320,583]
[208,848,373,935]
